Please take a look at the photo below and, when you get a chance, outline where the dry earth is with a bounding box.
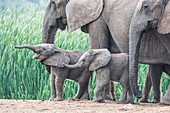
[0,99,170,113]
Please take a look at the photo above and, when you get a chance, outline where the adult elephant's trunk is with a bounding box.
[15,45,36,52]
[42,17,58,44]
[129,24,143,98]
[64,63,82,68]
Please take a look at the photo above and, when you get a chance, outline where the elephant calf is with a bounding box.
[15,44,92,101]
[64,49,133,103]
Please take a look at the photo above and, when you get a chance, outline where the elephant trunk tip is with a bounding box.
[14,46,21,49]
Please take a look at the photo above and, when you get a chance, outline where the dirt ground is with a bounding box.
[0,99,170,113]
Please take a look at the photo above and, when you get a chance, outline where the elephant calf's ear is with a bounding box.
[89,49,111,71]
[43,53,70,67]
[157,1,170,34]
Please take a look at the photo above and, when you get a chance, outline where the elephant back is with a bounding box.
[66,0,103,32]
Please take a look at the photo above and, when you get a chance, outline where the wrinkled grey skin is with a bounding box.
[129,0,170,103]
[15,44,92,101]
[140,65,170,103]
[42,0,170,101]
[64,49,134,103]
[161,84,170,105]
[42,0,140,100]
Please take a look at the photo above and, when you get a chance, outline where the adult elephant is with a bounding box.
[42,0,141,100]
[129,0,170,103]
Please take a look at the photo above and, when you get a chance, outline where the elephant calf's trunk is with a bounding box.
[64,63,81,68]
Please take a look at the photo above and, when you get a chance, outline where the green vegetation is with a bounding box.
[0,2,169,102]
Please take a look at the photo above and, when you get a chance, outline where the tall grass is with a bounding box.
[0,3,169,102]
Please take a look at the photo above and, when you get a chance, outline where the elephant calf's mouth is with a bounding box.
[33,53,40,59]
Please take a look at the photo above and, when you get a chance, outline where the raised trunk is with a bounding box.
[129,26,142,98]
[15,45,36,52]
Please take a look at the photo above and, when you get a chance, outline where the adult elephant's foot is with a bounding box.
[54,97,63,101]
[160,85,170,105]
[139,97,149,103]
[152,98,160,103]
[161,96,170,105]
[126,98,134,104]
[135,90,142,98]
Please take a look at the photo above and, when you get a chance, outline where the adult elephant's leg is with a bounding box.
[150,64,163,103]
[88,17,113,100]
[163,64,170,75]
[161,84,170,105]
[140,65,152,103]
[88,17,109,49]
[160,65,170,105]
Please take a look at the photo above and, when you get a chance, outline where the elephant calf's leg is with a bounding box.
[94,69,110,103]
[54,78,64,101]
[49,72,56,101]
[75,70,90,100]
[80,85,89,100]
[110,81,116,101]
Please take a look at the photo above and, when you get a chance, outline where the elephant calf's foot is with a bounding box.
[54,97,63,101]
[139,97,149,103]
[95,99,105,103]
[118,100,128,104]
[126,98,134,104]
[79,94,90,100]
[104,94,113,101]
[69,98,80,101]
[49,96,56,101]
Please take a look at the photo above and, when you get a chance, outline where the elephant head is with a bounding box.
[42,0,103,43]
[64,49,111,71]
[129,0,170,97]
[42,0,68,44]
[15,44,70,67]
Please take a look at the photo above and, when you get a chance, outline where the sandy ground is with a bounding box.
[0,99,170,113]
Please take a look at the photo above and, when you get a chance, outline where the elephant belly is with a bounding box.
[139,30,170,65]
[102,0,139,53]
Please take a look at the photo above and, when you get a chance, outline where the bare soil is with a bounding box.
[0,99,170,113]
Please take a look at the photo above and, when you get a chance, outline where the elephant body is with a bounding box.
[15,44,92,101]
[42,0,170,102]
[129,0,170,103]
[94,53,133,103]
[64,49,133,103]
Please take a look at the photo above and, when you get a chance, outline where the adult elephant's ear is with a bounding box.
[157,1,170,34]
[66,0,103,32]
[43,50,70,67]
[89,49,111,71]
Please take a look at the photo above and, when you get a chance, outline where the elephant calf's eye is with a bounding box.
[42,47,46,50]
[82,59,86,62]
[142,4,150,13]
